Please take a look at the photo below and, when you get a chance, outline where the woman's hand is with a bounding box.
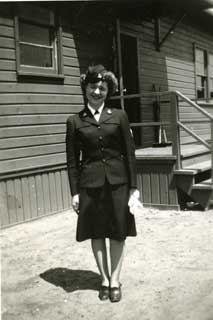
[128,188,143,213]
[129,188,140,199]
[72,194,80,214]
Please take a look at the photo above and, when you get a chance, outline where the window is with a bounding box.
[15,4,63,78]
[194,46,213,100]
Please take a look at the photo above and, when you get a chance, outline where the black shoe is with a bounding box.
[110,285,122,303]
[98,286,110,301]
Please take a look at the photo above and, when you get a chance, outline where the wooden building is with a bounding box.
[1,0,213,227]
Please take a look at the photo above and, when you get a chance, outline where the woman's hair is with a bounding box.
[80,65,118,97]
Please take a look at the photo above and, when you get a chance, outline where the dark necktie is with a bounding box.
[94,110,99,115]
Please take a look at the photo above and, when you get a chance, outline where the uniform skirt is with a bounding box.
[76,179,137,242]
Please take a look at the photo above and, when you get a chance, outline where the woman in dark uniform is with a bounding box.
[66,65,140,302]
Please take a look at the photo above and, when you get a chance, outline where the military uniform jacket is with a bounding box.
[66,106,137,196]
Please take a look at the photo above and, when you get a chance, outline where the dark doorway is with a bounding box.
[120,33,141,146]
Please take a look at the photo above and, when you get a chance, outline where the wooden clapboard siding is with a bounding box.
[0,94,84,104]
[0,83,82,95]
[0,14,13,26]
[199,104,213,116]
[0,48,15,60]
[63,47,78,58]
[0,25,13,39]
[0,124,65,138]
[180,113,208,119]
[0,153,66,173]
[1,134,65,149]
[136,158,179,209]
[0,60,15,71]
[0,114,71,126]
[0,4,110,176]
[64,76,81,86]
[178,100,212,143]
[0,167,72,227]
[140,66,194,82]
[62,36,76,50]
[0,37,14,49]
[0,104,80,115]
[0,71,16,82]
[0,144,65,161]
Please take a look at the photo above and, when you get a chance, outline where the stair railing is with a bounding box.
[170,91,213,183]
[111,90,213,184]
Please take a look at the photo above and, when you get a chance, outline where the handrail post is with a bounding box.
[170,91,181,169]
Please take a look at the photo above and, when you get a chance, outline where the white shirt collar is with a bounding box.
[87,103,104,116]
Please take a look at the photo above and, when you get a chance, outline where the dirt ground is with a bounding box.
[1,207,213,320]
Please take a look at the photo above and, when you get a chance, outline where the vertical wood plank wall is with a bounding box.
[136,158,179,210]
[0,168,71,227]
[0,158,179,228]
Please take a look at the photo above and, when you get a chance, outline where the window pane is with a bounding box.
[19,22,52,46]
[197,88,205,99]
[201,77,207,88]
[20,44,53,67]
[196,62,205,75]
[196,76,207,99]
[195,48,205,63]
[196,76,202,87]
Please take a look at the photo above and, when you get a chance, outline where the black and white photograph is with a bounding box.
[1,0,213,319]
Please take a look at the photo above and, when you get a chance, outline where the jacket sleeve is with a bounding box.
[119,110,137,189]
[66,116,80,196]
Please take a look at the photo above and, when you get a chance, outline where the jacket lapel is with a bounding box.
[80,106,113,125]
[79,107,98,126]
[99,107,113,124]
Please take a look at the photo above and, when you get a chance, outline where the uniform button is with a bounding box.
[98,126,101,129]
[102,159,106,163]
[101,147,104,151]
[99,136,103,140]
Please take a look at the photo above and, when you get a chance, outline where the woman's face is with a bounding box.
[85,81,108,109]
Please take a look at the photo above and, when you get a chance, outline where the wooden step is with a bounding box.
[174,160,211,175]
[182,153,211,167]
[191,179,213,210]
[174,160,211,192]
[184,160,211,173]
[181,144,210,158]
[174,159,212,209]
[192,178,213,190]
[174,169,196,175]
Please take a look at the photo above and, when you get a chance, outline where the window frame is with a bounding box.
[208,52,213,99]
[14,5,64,80]
[194,44,213,102]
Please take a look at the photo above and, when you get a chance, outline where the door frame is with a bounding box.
[112,18,143,145]
[112,18,142,109]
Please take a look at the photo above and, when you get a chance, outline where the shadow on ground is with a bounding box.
[40,268,101,292]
